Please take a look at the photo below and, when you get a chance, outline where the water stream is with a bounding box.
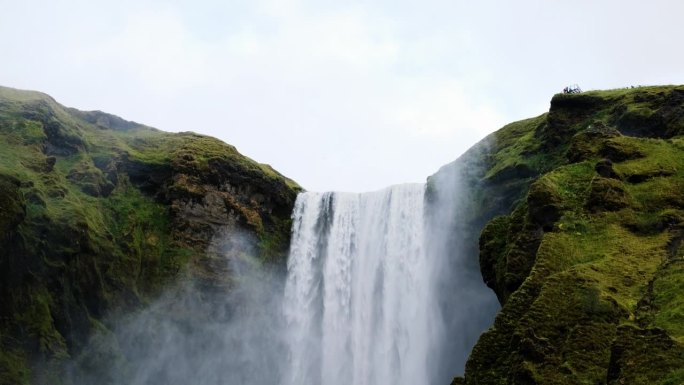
[284,185,434,385]
[71,177,499,385]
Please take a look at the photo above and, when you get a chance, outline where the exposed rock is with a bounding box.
[487,163,536,183]
[527,178,564,230]
[625,167,676,183]
[585,177,631,212]
[594,158,621,179]
[607,325,684,384]
[68,108,145,131]
[478,202,543,304]
[599,139,645,161]
[567,123,622,163]
[0,174,24,250]
[44,156,56,172]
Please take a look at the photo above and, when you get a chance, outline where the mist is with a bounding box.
[425,139,500,381]
[66,230,291,385]
[65,149,499,385]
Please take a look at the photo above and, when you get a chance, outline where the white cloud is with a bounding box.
[2,0,684,191]
[387,79,504,138]
[91,8,212,94]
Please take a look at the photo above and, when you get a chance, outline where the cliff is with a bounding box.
[3,83,684,385]
[437,86,684,384]
[0,86,300,384]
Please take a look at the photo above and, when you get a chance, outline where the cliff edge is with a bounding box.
[439,86,684,384]
[0,86,300,384]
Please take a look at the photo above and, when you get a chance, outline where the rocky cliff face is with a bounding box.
[436,86,684,384]
[4,84,684,385]
[0,86,300,384]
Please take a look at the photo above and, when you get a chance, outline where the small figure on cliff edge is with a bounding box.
[563,84,582,94]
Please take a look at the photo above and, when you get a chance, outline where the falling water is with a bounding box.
[283,184,436,385]
[68,167,499,385]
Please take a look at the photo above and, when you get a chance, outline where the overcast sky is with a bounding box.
[2,0,683,192]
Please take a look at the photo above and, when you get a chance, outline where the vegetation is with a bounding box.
[4,82,684,384]
[442,85,684,384]
[0,86,300,384]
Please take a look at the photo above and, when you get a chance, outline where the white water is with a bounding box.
[283,184,437,385]
[71,167,499,385]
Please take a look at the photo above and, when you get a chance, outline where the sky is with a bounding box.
[2,0,684,192]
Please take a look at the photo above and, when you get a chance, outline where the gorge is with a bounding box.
[2,85,684,384]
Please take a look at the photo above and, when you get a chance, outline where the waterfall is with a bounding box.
[69,171,499,385]
[283,184,436,385]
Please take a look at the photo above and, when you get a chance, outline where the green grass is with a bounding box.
[652,259,684,342]
[542,162,595,208]
[484,114,549,180]
[13,286,68,358]
[0,85,301,381]
[464,84,684,385]
[110,128,300,190]
[0,346,29,385]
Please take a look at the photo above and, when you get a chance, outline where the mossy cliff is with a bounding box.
[0,86,300,384]
[437,86,684,384]
[4,83,684,385]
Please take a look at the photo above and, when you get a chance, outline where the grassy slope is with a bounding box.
[0,86,299,384]
[446,86,684,384]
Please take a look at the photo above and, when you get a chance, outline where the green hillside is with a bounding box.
[443,86,684,384]
[0,86,300,384]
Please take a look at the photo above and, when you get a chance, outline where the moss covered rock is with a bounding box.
[0,86,300,382]
[585,177,632,212]
[432,85,684,384]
